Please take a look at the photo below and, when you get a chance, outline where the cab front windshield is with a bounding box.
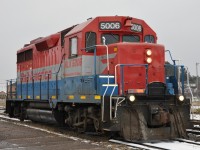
[123,35,140,42]
[101,33,140,45]
[101,33,119,45]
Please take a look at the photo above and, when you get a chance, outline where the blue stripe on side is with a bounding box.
[96,75,118,96]
[16,75,119,105]
[17,80,61,100]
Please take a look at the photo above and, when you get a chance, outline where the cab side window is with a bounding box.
[86,32,96,47]
[85,32,96,52]
[70,37,78,57]
[144,35,155,43]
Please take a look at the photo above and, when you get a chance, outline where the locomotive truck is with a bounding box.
[6,16,191,141]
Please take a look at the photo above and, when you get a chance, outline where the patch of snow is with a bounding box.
[109,139,155,150]
[191,114,200,120]
[144,141,200,150]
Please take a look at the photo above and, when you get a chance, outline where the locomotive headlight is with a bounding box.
[178,95,184,101]
[146,49,152,56]
[129,95,136,102]
[146,57,152,63]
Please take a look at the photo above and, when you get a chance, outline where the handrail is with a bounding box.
[113,97,125,118]
[83,45,112,122]
[165,50,176,65]
[56,54,65,74]
[165,50,177,78]
[6,79,17,100]
[8,70,62,101]
[115,64,148,84]
[15,53,65,81]
[114,64,148,95]
[185,67,194,100]
[109,85,117,120]
[11,50,88,100]
[165,64,185,95]
[102,84,109,122]
[82,44,110,81]
[185,67,194,119]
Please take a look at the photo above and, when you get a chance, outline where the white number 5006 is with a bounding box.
[100,22,121,30]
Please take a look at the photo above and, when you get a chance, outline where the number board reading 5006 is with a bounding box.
[99,22,121,30]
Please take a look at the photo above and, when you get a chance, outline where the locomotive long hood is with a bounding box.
[34,33,60,51]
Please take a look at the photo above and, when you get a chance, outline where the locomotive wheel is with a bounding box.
[19,110,25,122]
[7,101,14,118]
[8,109,14,118]
[93,118,100,132]
[19,103,25,122]
[73,115,87,132]
[65,114,74,129]
[54,110,65,126]
[72,109,87,132]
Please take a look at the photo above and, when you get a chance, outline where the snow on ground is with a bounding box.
[1,102,200,150]
[144,141,200,150]
[191,114,200,120]
[191,106,200,109]
[110,139,200,150]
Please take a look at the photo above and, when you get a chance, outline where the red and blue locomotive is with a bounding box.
[6,16,191,141]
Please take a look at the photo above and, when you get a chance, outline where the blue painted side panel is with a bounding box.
[16,75,119,107]
[61,75,118,97]
[96,76,118,96]
[99,85,118,96]
[17,80,61,100]
[61,76,96,95]
[166,77,175,95]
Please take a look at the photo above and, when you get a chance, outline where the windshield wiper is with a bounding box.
[86,32,91,42]
[110,33,118,42]
[131,35,139,42]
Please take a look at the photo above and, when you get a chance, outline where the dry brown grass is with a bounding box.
[192,101,200,106]
[191,101,200,114]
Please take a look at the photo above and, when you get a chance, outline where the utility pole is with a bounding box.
[196,63,199,99]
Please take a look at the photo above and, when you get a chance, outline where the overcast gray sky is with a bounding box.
[0,0,200,82]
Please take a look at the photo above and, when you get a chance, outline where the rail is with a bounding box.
[113,97,125,118]
[83,45,113,122]
[185,67,195,118]
[110,138,200,150]
[165,50,177,78]
[6,79,16,99]
[6,54,65,101]
[6,72,62,101]
[82,45,110,77]
[165,64,185,95]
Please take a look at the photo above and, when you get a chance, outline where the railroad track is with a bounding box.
[110,139,168,150]
[0,106,5,110]
[1,109,200,150]
[191,119,200,126]
[0,108,5,115]
[0,110,130,150]
[186,119,200,140]
[110,138,200,150]
[187,128,200,135]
